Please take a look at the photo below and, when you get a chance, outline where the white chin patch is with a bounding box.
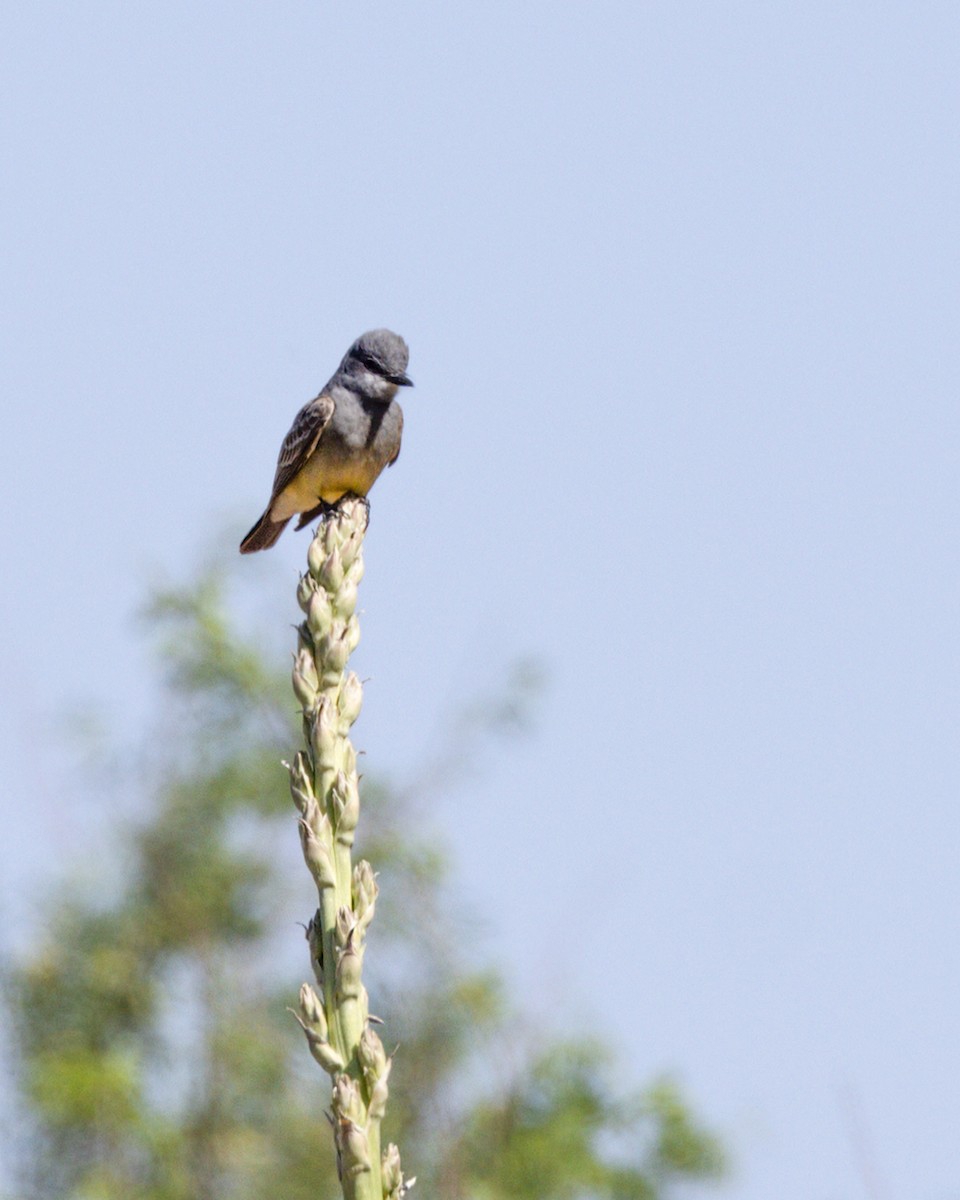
[364,371,396,400]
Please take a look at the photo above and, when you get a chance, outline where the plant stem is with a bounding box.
[286,498,412,1200]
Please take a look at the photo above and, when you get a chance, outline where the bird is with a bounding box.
[240,329,412,553]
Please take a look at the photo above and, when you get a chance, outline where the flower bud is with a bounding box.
[336,1119,372,1180]
[381,1144,414,1198]
[358,1026,386,1074]
[368,1067,391,1121]
[381,1144,401,1195]
[306,586,333,637]
[334,905,356,949]
[298,982,326,1034]
[345,615,361,654]
[309,695,339,764]
[358,1027,387,1084]
[288,751,314,816]
[317,625,351,674]
[322,517,342,557]
[344,550,365,586]
[337,672,363,730]
[292,649,319,709]
[330,769,360,839]
[296,572,316,612]
[352,861,378,934]
[299,819,335,888]
[338,526,361,567]
[291,991,343,1072]
[331,1073,364,1123]
[318,548,344,593]
[299,794,321,828]
[305,1033,344,1075]
[347,496,370,532]
[307,533,326,577]
[336,940,363,1000]
[334,575,359,618]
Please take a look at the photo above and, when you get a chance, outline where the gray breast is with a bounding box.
[327,393,402,466]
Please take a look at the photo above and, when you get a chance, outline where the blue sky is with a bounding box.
[3,3,960,1196]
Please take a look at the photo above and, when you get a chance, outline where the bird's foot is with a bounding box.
[335,493,370,530]
[298,494,370,533]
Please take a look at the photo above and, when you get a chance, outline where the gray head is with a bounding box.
[336,328,413,398]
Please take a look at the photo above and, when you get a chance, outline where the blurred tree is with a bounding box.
[4,560,725,1200]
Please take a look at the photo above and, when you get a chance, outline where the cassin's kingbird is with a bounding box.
[240,329,412,553]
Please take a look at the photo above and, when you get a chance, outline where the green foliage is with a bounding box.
[459,1048,724,1200]
[5,560,726,1199]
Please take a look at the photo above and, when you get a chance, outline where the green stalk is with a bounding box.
[287,498,413,1200]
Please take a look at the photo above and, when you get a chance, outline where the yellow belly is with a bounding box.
[272,452,382,520]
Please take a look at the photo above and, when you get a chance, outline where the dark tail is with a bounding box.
[239,510,291,553]
[295,500,331,530]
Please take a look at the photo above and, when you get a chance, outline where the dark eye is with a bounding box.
[354,347,384,375]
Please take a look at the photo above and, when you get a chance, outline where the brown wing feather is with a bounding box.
[269,393,335,501]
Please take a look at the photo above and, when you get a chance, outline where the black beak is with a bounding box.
[390,371,414,387]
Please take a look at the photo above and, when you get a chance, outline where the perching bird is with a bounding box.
[240,329,412,553]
